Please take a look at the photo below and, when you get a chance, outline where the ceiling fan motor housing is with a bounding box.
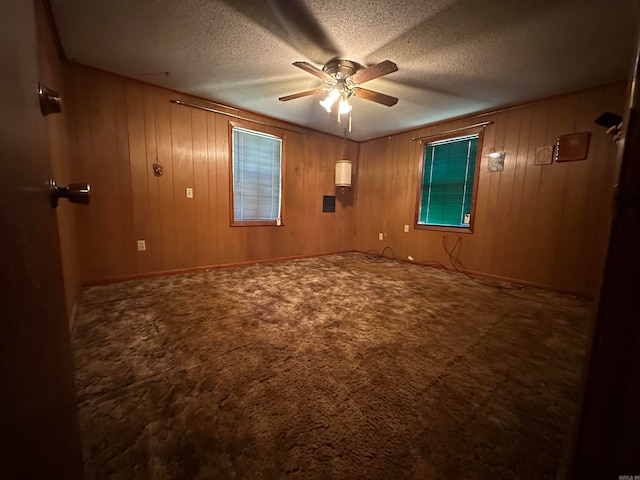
[322,59,361,77]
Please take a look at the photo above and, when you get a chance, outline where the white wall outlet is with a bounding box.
[378,233,384,241]
[137,240,146,251]
[186,187,194,199]
[404,224,410,233]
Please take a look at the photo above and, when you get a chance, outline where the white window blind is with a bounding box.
[232,127,282,222]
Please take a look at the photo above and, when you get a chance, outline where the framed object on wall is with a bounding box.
[535,145,554,165]
[555,132,591,162]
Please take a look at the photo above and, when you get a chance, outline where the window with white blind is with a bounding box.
[415,127,483,232]
[231,126,283,225]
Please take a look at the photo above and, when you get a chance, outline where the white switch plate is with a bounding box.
[186,187,193,198]
[378,233,384,240]
[404,224,410,233]
[137,240,146,251]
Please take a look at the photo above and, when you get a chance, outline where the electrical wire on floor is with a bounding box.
[442,235,521,290]
[363,248,447,270]
[361,240,586,307]
[442,235,587,307]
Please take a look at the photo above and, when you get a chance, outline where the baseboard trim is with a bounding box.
[353,250,592,300]
[83,251,354,286]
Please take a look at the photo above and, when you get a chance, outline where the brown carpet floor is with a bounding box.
[72,253,591,479]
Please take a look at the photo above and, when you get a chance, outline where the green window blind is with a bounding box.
[232,127,282,222]
[419,134,478,227]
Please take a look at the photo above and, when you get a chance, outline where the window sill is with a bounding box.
[231,220,283,227]
[415,224,473,234]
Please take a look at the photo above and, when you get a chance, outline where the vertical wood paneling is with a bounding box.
[67,63,621,296]
[71,67,102,281]
[154,88,178,270]
[527,95,578,284]
[354,84,625,296]
[552,88,605,292]
[88,70,126,279]
[192,108,211,266]
[510,100,549,280]
[502,106,533,280]
[478,113,504,273]
[112,77,136,276]
[70,68,357,282]
[206,112,220,265]
[170,102,197,268]
[488,108,523,276]
[142,85,163,272]
[125,81,152,275]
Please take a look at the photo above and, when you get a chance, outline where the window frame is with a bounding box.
[414,126,484,234]
[228,121,286,227]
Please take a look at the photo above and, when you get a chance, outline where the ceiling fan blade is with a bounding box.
[279,88,324,101]
[350,60,398,85]
[354,88,399,107]
[220,1,339,64]
[293,61,334,83]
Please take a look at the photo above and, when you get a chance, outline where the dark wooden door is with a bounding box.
[570,15,640,480]
[0,1,83,479]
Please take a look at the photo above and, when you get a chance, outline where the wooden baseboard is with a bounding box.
[83,250,591,299]
[353,250,592,300]
[83,251,354,286]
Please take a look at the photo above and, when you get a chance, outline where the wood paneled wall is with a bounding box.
[35,0,83,324]
[65,65,357,283]
[354,83,626,297]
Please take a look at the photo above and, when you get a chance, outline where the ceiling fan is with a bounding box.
[279,59,399,121]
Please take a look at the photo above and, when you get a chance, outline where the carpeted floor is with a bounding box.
[72,253,591,479]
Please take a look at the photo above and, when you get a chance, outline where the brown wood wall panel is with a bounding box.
[112,77,137,277]
[142,85,164,272]
[354,83,626,297]
[154,88,178,271]
[124,81,153,275]
[67,66,356,282]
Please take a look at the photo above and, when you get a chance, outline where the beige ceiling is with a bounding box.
[50,0,637,141]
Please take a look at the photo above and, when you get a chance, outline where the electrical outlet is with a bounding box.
[404,224,410,233]
[137,240,146,251]
[378,233,384,241]
[186,187,193,199]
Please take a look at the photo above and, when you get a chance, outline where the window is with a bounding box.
[230,126,283,226]
[416,127,483,232]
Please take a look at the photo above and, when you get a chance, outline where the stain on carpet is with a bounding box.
[72,254,591,479]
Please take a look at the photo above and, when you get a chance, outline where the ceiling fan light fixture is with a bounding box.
[338,99,352,115]
[319,95,335,112]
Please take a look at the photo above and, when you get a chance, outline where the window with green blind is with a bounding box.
[417,130,482,231]
[231,126,283,225]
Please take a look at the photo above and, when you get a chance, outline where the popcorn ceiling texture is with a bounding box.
[50,0,635,140]
[73,254,590,479]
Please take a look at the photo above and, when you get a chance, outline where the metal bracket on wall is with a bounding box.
[38,82,61,116]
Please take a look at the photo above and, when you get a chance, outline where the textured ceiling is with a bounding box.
[50,0,637,141]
